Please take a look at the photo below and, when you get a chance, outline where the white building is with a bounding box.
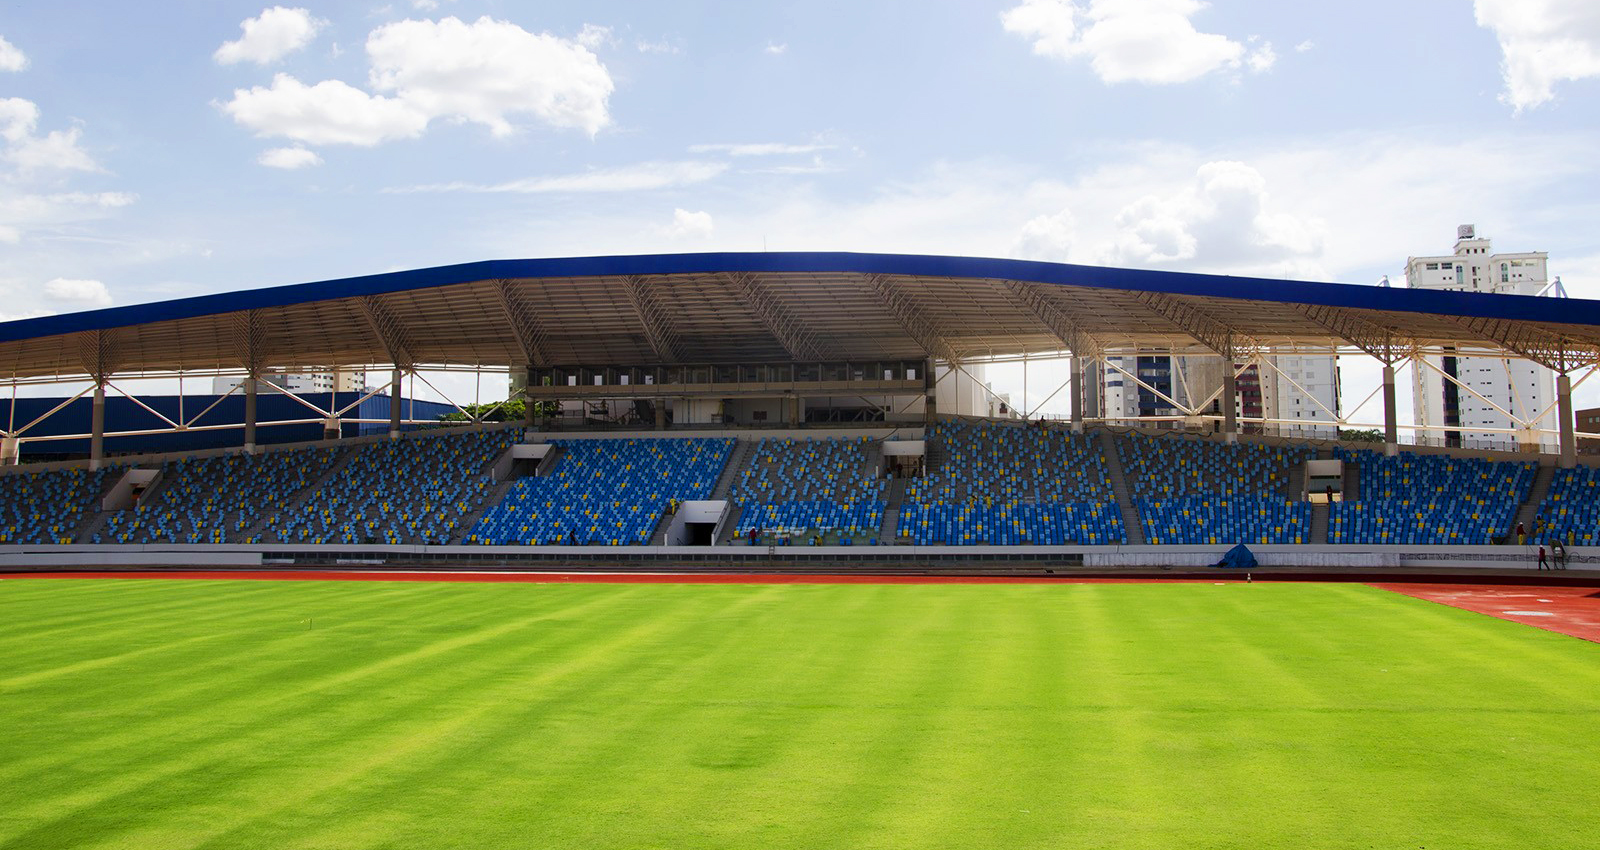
[1408,225,1555,449]
[1098,352,1337,437]
[212,370,367,395]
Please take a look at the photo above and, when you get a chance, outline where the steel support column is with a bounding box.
[1558,372,1576,469]
[1070,356,1085,433]
[1382,364,1398,457]
[90,382,106,470]
[389,368,403,439]
[924,357,938,424]
[1221,365,1237,443]
[243,377,258,453]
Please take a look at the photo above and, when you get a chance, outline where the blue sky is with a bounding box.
[3,0,1600,412]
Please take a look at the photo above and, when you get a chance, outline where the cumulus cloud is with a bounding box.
[1295,40,1314,53]
[1102,160,1323,270]
[1014,209,1078,261]
[221,16,615,146]
[1475,0,1600,111]
[0,34,27,72]
[1246,40,1276,73]
[0,97,98,172]
[43,278,112,308]
[222,75,428,146]
[576,24,612,49]
[257,145,323,168]
[666,208,714,238]
[1001,0,1257,84]
[214,6,328,65]
[388,160,727,193]
[765,42,788,55]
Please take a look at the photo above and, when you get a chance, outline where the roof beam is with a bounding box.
[229,309,268,375]
[492,279,550,367]
[75,328,117,382]
[866,274,961,362]
[1135,291,1254,358]
[358,295,415,369]
[1440,315,1600,372]
[1290,303,1406,363]
[1002,279,1101,355]
[726,272,832,361]
[622,275,682,363]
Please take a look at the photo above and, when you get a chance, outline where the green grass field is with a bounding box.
[2,578,1598,849]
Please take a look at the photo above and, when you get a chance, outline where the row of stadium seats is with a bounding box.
[0,465,117,544]
[469,438,733,545]
[731,436,887,540]
[270,429,515,545]
[1536,466,1600,545]
[1329,449,1533,545]
[901,421,1125,545]
[97,447,344,544]
[1116,432,1311,544]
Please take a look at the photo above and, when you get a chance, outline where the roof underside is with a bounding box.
[2,252,1598,379]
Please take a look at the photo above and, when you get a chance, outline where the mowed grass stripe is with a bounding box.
[3,580,1599,849]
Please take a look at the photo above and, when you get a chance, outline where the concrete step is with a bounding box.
[1309,501,1330,544]
[450,477,517,544]
[711,438,755,500]
[1513,463,1556,538]
[1098,429,1146,545]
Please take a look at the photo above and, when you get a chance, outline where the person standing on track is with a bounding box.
[1538,543,1549,570]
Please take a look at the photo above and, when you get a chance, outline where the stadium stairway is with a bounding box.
[1513,463,1556,536]
[711,439,757,499]
[1309,500,1330,544]
[450,477,518,544]
[1098,430,1147,545]
[880,477,907,543]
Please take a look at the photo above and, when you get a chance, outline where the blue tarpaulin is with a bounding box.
[1216,543,1257,569]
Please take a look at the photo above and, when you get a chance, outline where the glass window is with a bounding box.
[1501,263,1509,283]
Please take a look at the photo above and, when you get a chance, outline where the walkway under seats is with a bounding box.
[1329,448,1534,545]
[270,428,516,545]
[1117,432,1312,545]
[99,447,343,544]
[0,465,116,544]
[731,436,887,545]
[901,420,1125,545]
[1536,465,1600,545]
[469,437,734,545]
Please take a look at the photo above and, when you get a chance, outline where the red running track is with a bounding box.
[1373,583,1600,644]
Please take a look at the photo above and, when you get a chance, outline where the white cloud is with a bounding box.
[688,142,833,156]
[0,225,18,243]
[221,16,615,146]
[1002,0,1251,84]
[43,278,112,308]
[1100,160,1323,272]
[0,97,39,142]
[765,42,788,55]
[1246,41,1276,73]
[366,16,614,136]
[1015,209,1078,260]
[1475,0,1600,111]
[1294,40,1314,53]
[666,208,714,238]
[215,6,328,66]
[388,160,728,193]
[257,145,323,169]
[636,38,680,54]
[576,24,612,49]
[222,74,428,146]
[0,34,27,72]
[0,97,98,172]
[413,0,439,9]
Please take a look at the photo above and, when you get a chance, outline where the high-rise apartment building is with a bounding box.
[1408,225,1555,449]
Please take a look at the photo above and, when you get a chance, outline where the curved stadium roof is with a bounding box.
[1,252,1598,380]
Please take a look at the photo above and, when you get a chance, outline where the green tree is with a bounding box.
[1338,428,1384,443]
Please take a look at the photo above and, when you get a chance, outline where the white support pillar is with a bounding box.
[90,382,106,470]
[1382,364,1399,457]
[323,415,341,441]
[1221,365,1237,443]
[243,376,258,454]
[1,436,19,466]
[1070,355,1084,433]
[1558,372,1576,469]
[389,368,403,439]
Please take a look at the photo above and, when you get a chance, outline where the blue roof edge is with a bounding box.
[1,251,1594,344]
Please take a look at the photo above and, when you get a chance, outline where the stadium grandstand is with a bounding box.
[0,251,1597,571]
